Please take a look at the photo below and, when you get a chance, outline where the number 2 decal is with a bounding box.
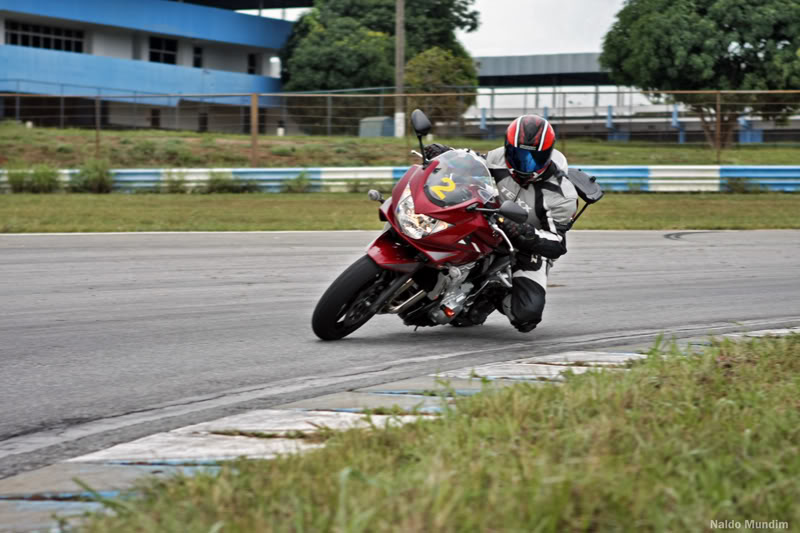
[430,176,456,200]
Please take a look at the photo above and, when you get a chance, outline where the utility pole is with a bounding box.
[394,0,405,137]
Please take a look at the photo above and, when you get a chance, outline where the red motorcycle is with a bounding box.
[312,110,600,340]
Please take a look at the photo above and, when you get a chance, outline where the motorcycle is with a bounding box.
[312,110,602,341]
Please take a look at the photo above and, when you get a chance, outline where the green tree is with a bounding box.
[281,0,479,90]
[405,47,478,125]
[600,0,800,147]
[284,16,394,92]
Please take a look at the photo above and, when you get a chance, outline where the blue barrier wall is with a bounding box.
[2,166,800,193]
[0,0,292,50]
[720,167,800,192]
[0,47,282,106]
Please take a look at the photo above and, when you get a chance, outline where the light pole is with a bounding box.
[394,0,405,137]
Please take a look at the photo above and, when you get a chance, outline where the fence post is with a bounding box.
[326,95,332,136]
[95,95,101,159]
[59,95,64,129]
[715,91,722,164]
[250,93,258,167]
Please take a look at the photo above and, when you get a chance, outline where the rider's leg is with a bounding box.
[502,263,548,332]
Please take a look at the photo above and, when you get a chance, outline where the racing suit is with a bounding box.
[485,147,578,332]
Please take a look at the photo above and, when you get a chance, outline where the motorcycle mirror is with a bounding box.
[499,200,528,224]
[410,109,432,136]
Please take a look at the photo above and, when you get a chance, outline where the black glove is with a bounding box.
[499,218,540,249]
[423,143,452,160]
[500,218,567,259]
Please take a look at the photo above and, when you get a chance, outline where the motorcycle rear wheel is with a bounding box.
[312,255,391,340]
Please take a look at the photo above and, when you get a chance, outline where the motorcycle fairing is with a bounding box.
[366,229,421,272]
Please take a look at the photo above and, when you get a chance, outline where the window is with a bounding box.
[149,37,177,65]
[193,46,203,68]
[150,109,161,128]
[247,53,258,75]
[4,20,84,53]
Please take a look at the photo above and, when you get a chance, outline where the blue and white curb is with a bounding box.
[1,165,799,193]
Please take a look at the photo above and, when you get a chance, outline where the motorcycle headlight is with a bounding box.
[395,186,452,239]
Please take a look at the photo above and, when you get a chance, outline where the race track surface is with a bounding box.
[1,230,799,477]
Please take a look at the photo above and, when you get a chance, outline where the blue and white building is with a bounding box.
[0,0,309,132]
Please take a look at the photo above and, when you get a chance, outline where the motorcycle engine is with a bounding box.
[429,265,474,324]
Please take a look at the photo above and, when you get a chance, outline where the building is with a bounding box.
[0,0,309,132]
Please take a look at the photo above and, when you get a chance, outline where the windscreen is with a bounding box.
[423,150,498,207]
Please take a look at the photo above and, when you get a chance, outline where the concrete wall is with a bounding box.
[91,28,133,59]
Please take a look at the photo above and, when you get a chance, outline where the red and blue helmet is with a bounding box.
[504,114,556,186]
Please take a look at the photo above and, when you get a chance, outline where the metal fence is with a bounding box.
[1,89,799,163]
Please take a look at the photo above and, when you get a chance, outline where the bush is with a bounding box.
[4,164,60,193]
[6,167,28,193]
[70,159,113,193]
[724,177,764,193]
[270,146,295,157]
[282,171,311,193]
[29,164,61,193]
[164,171,188,194]
[204,172,261,193]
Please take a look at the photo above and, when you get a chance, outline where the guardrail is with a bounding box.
[1,166,799,193]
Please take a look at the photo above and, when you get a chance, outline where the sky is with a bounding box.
[252,0,628,57]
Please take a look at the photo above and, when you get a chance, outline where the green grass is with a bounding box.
[2,120,800,169]
[1,193,798,233]
[82,335,800,532]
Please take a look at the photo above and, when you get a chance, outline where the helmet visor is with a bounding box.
[506,144,552,176]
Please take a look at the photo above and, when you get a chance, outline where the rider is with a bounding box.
[425,115,578,332]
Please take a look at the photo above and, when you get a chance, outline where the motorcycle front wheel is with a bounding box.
[311,255,392,340]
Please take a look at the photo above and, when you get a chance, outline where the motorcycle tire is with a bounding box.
[311,255,390,341]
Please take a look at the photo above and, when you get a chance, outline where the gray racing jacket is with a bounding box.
[485,147,579,262]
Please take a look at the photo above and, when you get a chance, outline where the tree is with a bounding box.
[284,16,394,92]
[280,0,480,91]
[600,0,800,147]
[405,47,478,126]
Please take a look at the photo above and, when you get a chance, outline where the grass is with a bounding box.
[2,120,800,169]
[82,334,800,532]
[1,193,798,233]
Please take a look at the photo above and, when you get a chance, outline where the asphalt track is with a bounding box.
[1,230,799,478]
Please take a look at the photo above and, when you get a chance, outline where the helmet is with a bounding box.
[504,115,556,186]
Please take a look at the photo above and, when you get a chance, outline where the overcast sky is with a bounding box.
[253,0,627,56]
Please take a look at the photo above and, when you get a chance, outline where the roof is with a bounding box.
[181,0,313,10]
[475,53,613,87]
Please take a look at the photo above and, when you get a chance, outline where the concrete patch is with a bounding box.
[68,431,324,464]
[0,500,104,533]
[523,351,645,364]
[432,351,642,382]
[273,391,450,411]
[0,462,188,498]
[354,376,519,395]
[68,409,432,464]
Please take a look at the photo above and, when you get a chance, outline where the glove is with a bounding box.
[500,218,567,259]
[499,218,540,249]
[423,143,452,160]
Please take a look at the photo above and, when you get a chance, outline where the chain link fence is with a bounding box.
[1,89,799,163]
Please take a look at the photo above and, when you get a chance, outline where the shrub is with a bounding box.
[724,177,764,193]
[3,164,60,193]
[270,146,295,157]
[164,171,187,194]
[204,171,260,193]
[29,164,61,193]
[282,171,311,193]
[5,167,28,193]
[70,159,113,193]
[160,140,200,167]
